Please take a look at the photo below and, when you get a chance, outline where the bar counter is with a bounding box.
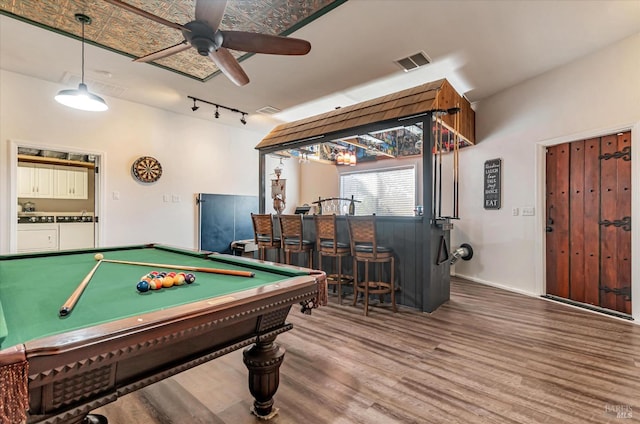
[282,215,451,312]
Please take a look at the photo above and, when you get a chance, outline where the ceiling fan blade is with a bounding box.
[208,47,249,86]
[103,0,188,31]
[220,31,311,55]
[134,41,191,63]
[195,0,228,31]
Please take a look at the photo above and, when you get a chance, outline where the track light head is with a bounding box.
[191,98,199,111]
[215,105,220,119]
[240,113,247,125]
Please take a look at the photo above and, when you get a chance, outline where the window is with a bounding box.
[340,166,416,216]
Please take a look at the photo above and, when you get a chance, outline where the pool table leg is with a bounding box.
[243,336,286,419]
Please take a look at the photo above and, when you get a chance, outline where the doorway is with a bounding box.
[545,131,631,316]
[9,140,102,253]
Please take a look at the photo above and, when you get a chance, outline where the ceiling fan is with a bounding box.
[103,0,311,86]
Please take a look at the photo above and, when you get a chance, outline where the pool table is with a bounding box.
[0,244,327,424]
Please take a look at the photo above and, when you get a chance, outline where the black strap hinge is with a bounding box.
[599,285,631,301]
[599,216,631,231]
[599,146,630,161]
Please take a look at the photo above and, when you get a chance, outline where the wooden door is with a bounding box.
[545,131,631,315]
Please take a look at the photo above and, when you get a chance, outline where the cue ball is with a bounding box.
[136,281,150,292]
[94,253,104,261]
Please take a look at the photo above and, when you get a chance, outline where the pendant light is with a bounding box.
[55,13,108,112]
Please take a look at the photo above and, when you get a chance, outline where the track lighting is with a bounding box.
[55,14,108,112]
[187,95,247,125]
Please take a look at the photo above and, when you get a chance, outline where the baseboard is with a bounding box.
[452,273,537,297]
[453,272,637,324]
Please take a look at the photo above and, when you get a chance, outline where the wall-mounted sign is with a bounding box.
[484,158,501,209]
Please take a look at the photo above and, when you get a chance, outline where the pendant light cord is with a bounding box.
[81,18,85,85]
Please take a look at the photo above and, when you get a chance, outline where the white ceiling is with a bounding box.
[1,0,639,133]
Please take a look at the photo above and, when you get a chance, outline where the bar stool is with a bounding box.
[347,215,396,316]
[314,214,353,304]
[278,214,314,268]
[251,213,281,262]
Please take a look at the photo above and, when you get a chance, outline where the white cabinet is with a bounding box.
[18,163,88,199]
[17,163,54,198]
[17,224,59,253]
[59,222,94,250]
[54,166,88,199]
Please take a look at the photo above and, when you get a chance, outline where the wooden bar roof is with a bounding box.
[256,79,475,151]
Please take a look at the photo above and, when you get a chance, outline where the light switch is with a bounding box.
[163,194,170,202]
[112,191,120,200]
[512,208,519,216]
[522,206,535,216]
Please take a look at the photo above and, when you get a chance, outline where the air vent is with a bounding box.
[394,51,431,72]
[60,72,126,97]
[256,106,281,115]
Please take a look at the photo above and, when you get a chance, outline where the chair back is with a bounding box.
[278,214,305,249]
[347,215,382,258]
[314,214,339,254]
[251,213,276,245]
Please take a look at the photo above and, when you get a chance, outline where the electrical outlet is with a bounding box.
[512,208,519,216]
[172,195,180,203]
[163,194,170,202]
[112,191,120,200]
[522,206,535,216]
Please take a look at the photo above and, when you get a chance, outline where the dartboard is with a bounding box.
[132,156,162,183]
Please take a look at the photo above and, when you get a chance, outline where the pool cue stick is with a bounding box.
[101,259,255,277]
[453,105,458,218]
[59,260,102,317]
[432,99,439,219]
[455,104,460,218]
[438,111,443,218]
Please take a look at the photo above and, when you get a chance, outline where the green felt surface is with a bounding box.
[0,246,308,349]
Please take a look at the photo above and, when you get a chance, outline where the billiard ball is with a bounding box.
[136,281,150,292]
[174,274,186,286]
[151,278,163,290]
[185,273,196,284]
[94,253,104,261]
[162,276,174,288]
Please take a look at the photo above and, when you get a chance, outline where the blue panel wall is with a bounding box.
[198,193,258,253]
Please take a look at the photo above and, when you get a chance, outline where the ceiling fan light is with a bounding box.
[55,83,109,112]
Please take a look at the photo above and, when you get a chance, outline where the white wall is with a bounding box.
[0,70,267,253]
[450,33,640,319]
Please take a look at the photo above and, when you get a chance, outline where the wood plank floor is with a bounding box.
[94,277,640,423]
